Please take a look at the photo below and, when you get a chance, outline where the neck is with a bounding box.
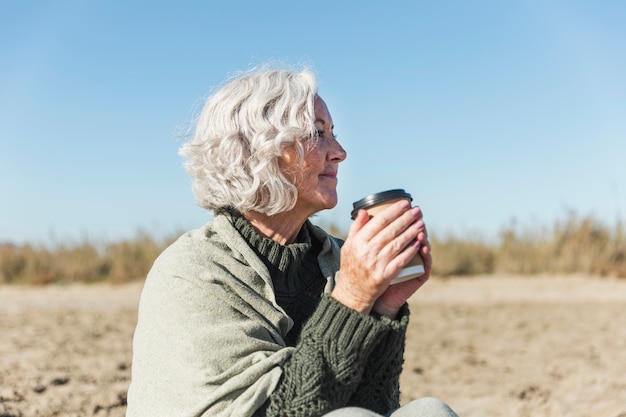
[242,210,309,245]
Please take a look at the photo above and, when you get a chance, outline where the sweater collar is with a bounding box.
[229,209,316,293]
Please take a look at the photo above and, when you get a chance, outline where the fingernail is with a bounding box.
[399,200,411,209]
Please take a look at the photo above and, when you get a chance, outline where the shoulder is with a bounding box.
[153,221,226,270]
[148,215,249,286]
[147,213,274,294]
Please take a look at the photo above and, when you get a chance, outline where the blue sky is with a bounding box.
[2,0,625,245]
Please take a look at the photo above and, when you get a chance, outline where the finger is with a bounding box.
[420,239,433,274]
[417,227,429,244]
[369,206,421,252]
[358,199,412,241]
[386,238,422,279]
[347,209,370,238]
[413,206,427,237]
[381,218,421,261]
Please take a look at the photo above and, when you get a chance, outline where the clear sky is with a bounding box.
[2,0,625,246]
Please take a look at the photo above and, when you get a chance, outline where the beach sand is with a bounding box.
[1,275,625,417]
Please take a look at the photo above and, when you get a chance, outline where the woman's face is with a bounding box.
[280,95,347,217]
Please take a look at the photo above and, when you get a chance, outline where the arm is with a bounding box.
[347,304,409,413]
[260,295,398,417]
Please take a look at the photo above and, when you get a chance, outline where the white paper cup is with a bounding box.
[351,189,425,284]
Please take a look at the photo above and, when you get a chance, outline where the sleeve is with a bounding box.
[347,304,409,413]
[259,295,405,417]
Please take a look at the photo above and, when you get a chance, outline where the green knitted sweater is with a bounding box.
[235,212,408,416]
[127,210,409,417]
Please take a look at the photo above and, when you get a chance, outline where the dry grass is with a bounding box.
[2,212,625,285]
[432,211,626,278]
[0,232,175,285]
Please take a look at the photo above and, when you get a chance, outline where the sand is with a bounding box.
[1,275,625,417]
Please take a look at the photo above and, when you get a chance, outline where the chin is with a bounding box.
[299,189,338,212]
[321,196,338,210]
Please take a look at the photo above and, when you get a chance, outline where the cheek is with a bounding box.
[302,148,325,171]
[288,145,326,188]
[279,149,301,183]
[292,164,314,189]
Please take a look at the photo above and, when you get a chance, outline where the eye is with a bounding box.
[315,129,338,140]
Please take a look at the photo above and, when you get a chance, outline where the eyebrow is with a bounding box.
[314,119,334,130]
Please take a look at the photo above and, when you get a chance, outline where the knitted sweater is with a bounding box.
[126,210,409,417]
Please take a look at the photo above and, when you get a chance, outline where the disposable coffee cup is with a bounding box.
[351,189,425,284]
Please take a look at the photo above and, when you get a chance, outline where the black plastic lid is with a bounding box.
[350,189,412,219]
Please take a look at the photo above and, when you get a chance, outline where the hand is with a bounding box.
[331,199,425,315]
[373,221,432,318]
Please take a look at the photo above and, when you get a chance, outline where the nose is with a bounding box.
[329,138,347,163]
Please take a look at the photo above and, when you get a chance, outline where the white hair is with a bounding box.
[179,67,318,215]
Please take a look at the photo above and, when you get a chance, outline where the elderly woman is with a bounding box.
[126,67,459,417]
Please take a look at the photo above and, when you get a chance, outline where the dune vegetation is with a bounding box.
[1,211,625,285]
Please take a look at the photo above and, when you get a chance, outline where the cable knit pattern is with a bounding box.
[264,295,396,416]
[230,211,410,417]
[127,209,409,417]
[347,305,409,414]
